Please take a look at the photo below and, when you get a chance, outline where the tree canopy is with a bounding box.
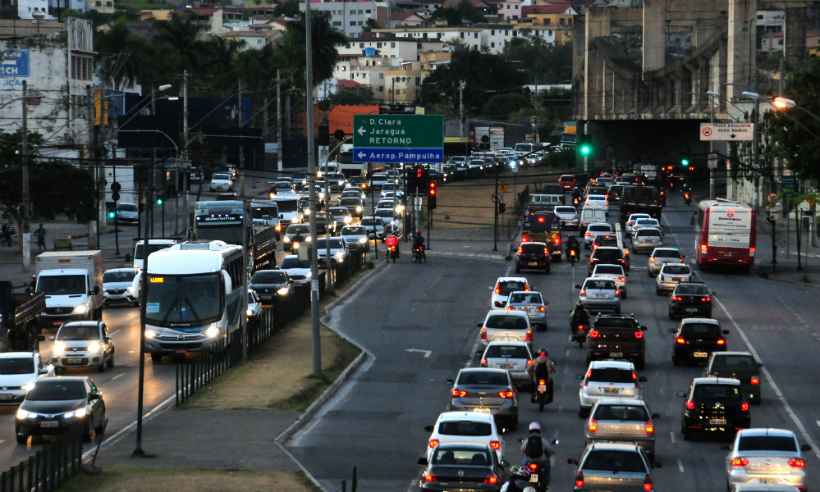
[430,0,487,25]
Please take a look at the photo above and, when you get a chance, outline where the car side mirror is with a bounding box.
[574,284,581,289]
[576,375,584,381]
[638,376,647,383]
[424,425,434,432]
[446,378,454,384]
[722,329,730,335]
[651,413,661,419]
[567,458,579,465]
[669,328,677,334]
[476,323,483,328]
[640,325,648,331]
[417,457,428,466]
[801,444,812,452]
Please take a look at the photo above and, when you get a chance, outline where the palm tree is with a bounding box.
[274,14,347,90]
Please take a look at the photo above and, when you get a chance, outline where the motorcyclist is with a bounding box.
[565,236,580,262]
[384,233,399,261]
[571,187,582,205]
[529,349,556,402]
[500,465,533,492]
[569,301,591,337]
[520,421,555,487]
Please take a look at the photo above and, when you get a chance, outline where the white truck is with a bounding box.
[35,251,104,327]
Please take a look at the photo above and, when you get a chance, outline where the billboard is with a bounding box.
[0,49,30,78]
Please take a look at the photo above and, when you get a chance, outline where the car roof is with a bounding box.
[736,428,797,439]
[588,222,611,228]
[680,318,719,326]
[594,397,647,407]
[652,247,680,253]
[0,352,36,359]
[660,263,688,268]
[628,213,650,218]
[436,411,495,423]
[713,351,754,357]
[520,241,547,246]
[496,277,528,283]
[587,441,642,452]
[486,309,528,319]
[593,246,620,252]
[508,290,541,298]
[484,340,531,348]
[61,321,100,327]
[692,376,741,386]
[593,264,623,270]
[105,267,137,273]
[732,486,800,492]
[588,360,635,370]
[38,376,88,383]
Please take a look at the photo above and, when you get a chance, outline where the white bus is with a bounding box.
[142,240,246,360]
[269,193,302,228]
[133,239,177,270]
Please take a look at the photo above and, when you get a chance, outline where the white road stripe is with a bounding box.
[111,373,125,381]
[677,459,685,473]
[669,431,676,444]
[714,296,820,460]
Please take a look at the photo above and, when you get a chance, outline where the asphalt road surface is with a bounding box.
[288,193,820,491]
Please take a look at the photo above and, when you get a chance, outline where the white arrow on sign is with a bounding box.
[405,348,432,358]
[357,126,367,136]
[357,151,366,159]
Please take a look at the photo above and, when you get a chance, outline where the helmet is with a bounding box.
[538,349,549,358]
[528,421,542,433]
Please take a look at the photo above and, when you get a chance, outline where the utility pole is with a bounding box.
[21,81,31,268]
[368,162,377,259]
[493,165,499,252]
[182,70,189,235]
[276,69,283,172]
[458,80,466,139]
[708,93,715,200]
[87,85,101,250]
[305,0,322,377]
[237,79,245,198]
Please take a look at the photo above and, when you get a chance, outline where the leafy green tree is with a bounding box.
[431,0,486,26]
[274,0,299,17]
[504,38,572,84]
[274,14,347,89]
[330,86,375,105]
[481,93,531,120]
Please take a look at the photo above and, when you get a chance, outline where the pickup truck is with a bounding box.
[0,281,46,352]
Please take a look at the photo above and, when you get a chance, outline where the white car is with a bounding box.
[478,309,532,346]
[0,352,53,405]
[554,206,579,229]
[630,218,661,235]
[374,208,397,227]
[479,341,533,389]
[361,216,385,239]
[278,255,312,286]
[115,202,138,224]
[584,222,614,247]
[246,289,262,320]
[632,227,664,253]
[490,276,529,308]
[648,247,684,276]
[626,213,651,230]
[209,172,233,192]
[656,263,693,295]
[425,411,504,462]
[584,194,608,209]
[726,428,810,491]
[102,268,138,306]
[591,263,627,298]
[315,237,348,266]
[578,360,644,417]
[340,225,369,252]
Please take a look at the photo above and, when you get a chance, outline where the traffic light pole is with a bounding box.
[113,163,120,255]
[493,165,499,252]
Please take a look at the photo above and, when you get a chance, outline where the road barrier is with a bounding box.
[0,435,82,492]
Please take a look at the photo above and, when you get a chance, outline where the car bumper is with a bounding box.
[0,391,27,405]
[39,312,90,327]
[144,337,221,353]
[420,483,501,492]
[449,400,517,421]
[674,346,723,362]
[579,300,620,313]
[586,435,655,455]
[560,220,579,229]
[104,293,136,304]
[657,281,681,291]
[578,391,639,410]
[669,305,711,317]
[17,418,87,438]
[682,415,750,433]
[727,470,805,489]
[633,242,659,252]
[587,347,643,363]
[52,353,104,368]
[516,258,549,270]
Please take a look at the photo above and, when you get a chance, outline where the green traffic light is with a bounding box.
[106,211,116,219]
[680,158,690,167]
[156,198,164,206]
[579,143,592,157]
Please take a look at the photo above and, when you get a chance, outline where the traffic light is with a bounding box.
[577,137,593,158]
[414,165,427,194]
[111,181,121,202]
[427,180,437,209]
[406,167,417,195]
[680,157,690,168]
[156,196,164,206]
[106,210,116,220]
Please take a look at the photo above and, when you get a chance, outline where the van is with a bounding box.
[529,193,564,207]
[579,207,608,233]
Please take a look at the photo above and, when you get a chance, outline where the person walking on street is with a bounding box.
[35,224,46,251]
[1,223,11,247]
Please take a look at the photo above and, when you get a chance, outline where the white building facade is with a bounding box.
[371,25,556,54]
[300,0,385,37]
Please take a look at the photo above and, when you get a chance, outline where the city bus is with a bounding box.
[142,241,245,359]
[133,239,177,270]
[696,199,756,270]
[192,200,276,272]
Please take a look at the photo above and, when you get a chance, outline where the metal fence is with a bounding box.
[0,436,83,492]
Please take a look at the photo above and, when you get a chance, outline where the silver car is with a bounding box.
[569,441,656,491]
[505,290,548,330]
[631,227,663,253]
[554,206,579,229]
[480,341,533,389]
[448,368,518,431]
[647,247,684,276]
[656,263,693,295]
[726,428,810,491]
[51,321,115,373]
[102,268,138,306]
[585,398,657,463]
[577,277,621,314]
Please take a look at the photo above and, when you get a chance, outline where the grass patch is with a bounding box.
[58,465,320,492]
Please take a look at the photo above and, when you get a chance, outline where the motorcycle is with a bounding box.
[387,245,398,263]
[567,246,579,265]
[683,190,692,205]
[500,465,537,492]
[572,195,581,207]
[534,378,553,412]
[412,244,426,263]
[571,322,588,348]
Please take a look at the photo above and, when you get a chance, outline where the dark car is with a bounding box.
[607,184,624,203]
[668,282,713,319]
[588,246,628,275]
[448,368,518,431]
[587,314,647,369]
[282,224,310,252]
[15,377,107,444]
[705,351,762,404]
[339,197,364,218]
[680,377,750,440]
[559,174,577,191]
[515,242,551,274]
[592,234,618,251]
[418,444,505,491]
[671,318,729,365]
[250,270,292,304]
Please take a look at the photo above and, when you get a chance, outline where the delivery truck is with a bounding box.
[0,281,46,351]
[35,251,104,327]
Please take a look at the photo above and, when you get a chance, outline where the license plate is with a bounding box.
[65,358,84,365]
[528,261,539,266]
[693,352,709,358]
[610,352,623,358]
[472,407,492,414]
[686,308,699,313]
[529,474,539,483]
[604,387,620,394]
[537,384,547,393]
[40,421,59,428]
[709,418,726,425]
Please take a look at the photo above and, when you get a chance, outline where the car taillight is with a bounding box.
[686,400,696,411]
[585,232,592,238]
[524,284,529,291]
[643,475,654,492]
[730,457,749,468]
[574,471,584,489]
[543,248,549,255]
[632,371,638,382]
[749,246,756,257]
[588,329,600,339]
[588,419,598,433]
[538,305,545,312]
[740,402,750,412]
[527,462,539,473]
[483,474,499,485]
[634,330,644,339]
[716,338,726,346]
[553,238,560,245]
[422,471,436,482]
[524,331,533,342]
[517,246,523,254]
[618,276,625,282]
[671,295,683,302]
[480,358,488,367]
[527,359,535,367]
[701,295,712,303]
[750,376,760,385]
[495,286,501,294]
[521,234,529,242]
[505,306,513,312]
[480,328,487,341]
[789,457,807,469]
[700,244,708,254]
[428,438,440,449]
[489,440,501,450]
[451,388,468,398]
[579,289,587,297]
[577,324,586,333]
[645,421,655,435]
[675,336,687,345]
[498,390,514,399]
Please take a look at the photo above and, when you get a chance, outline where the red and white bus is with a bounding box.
[696,200,756,270]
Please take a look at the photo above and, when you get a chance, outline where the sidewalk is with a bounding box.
[752,211,820,283]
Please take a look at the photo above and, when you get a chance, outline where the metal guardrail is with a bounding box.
[0,436,82,492]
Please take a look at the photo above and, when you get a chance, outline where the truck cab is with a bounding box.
[35,251,104,327]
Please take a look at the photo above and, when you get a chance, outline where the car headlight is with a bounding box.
[292,241,301,250]
[277,287,290,296]
[64,407,88,419]
[246,306,254,318]
[334,252,345,262]
[305,236,312,243]
[72,304,88,315]
[283,236,291,243]
[16,408,34,420]
[356,206,363,213]
[303,208,311,216]
[87,341,101,354]
[205,326,220,339]
[343,216,352,224]
[52,342,65,357]
[145,329,157,340]
[358,237,367,244]
[21,382,35,393]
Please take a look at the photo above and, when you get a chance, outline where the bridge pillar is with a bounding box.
[642,0,666,74]
[726,0,757,102]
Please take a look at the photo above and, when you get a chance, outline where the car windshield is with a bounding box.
[556,207,576,214]
[629,215,650,222]
[498,281,526,295]
[213,173,230,180]
[596,317,636,329]
[682,323,720,337]
[637,229,661,237]
[485,345,530,359]
[286,225,309,235]
[509,293,542,304]
[27,380,86,401]
[593,250,621,263]
[252,271,288,284]
[134,243,174,260]
[653,249,680,258]
[521,244,546,255]
[362,219,380,227]
[675,284,708,295]
[589,225,612,232]
[275,200,298,212]
[438,421,492,436]
[458,371,508,386]
[342,226,365,236]
[0,358,34,375]
[486,315,527,330]
[584,279,615,290]
[693,384,741,400]
[330,208,348,216]
[376,210,393,218]
[594,404,648,421]
[145,273,222,326]
[582,450,646,473]
[738,436,797,452]
[315,239,344,249]
[589,368,634,383]
[663,265,690,274]
[104,270,136,283]
[340,198,360,205]
[432,448,492,466]
[58,325,99,340]
[588,195,605,201]
[595,266,622,275]
[280,257,307,269]
[636,220,658,226]
[37,275,85,295]
[711,355,757,370]
[118,203,137,212]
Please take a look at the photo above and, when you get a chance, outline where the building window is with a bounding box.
[350,20,356,26]
[490,42,495,48]
[391,42,395,48]
[365,9,371,13]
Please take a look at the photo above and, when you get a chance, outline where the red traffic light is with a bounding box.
[416,166,425,179]
[428,181,437,197]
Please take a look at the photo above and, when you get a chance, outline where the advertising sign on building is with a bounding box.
[0,49,30,78]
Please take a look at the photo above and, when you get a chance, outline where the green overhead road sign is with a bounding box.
[353,114,444,163]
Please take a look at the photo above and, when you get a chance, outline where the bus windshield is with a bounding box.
[145,273,223,326]
[275,200,298,212]
[251,206,278,220]
[135,243,174,260]
[196,225,244,245]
